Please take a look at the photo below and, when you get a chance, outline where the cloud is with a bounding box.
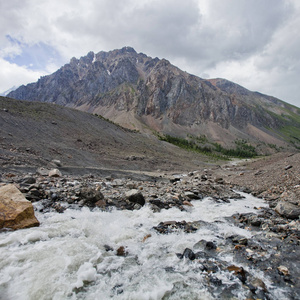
[0,0,299,107]
[0,58,47,93]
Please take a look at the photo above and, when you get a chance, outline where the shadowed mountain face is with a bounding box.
[0,96,216,174]
[8,47,300,148]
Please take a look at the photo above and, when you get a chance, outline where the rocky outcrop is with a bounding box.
[0,184,39,230]
[8,47,300,148]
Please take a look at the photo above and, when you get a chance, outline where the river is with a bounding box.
[0,193,289,299]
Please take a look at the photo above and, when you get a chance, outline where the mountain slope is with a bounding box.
[0,96,217,174]
[8,47,300,149]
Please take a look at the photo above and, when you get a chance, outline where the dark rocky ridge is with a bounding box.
[8,47,300,149]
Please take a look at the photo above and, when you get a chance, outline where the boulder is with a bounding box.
[79,187,104,207]
[275,201,300,219]
[48,169,62,177]
[36,167,50,176]
[0,184,40,230]
[125,189,145,206]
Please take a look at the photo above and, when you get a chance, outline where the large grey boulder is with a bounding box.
[275,201,300,219]
[125,189,145,206]
[0,184,40,230]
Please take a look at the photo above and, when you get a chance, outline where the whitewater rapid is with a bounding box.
[0,193,280,300]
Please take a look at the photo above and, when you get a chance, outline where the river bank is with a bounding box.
[0,152,299,299]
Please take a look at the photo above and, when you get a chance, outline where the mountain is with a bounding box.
[8,47,300,150]
[0,96,213,175]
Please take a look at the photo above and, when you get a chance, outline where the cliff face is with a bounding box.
[8,47,300,147]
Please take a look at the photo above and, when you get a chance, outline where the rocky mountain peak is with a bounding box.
[7,47,300,149]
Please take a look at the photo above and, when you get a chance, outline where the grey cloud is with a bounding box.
[1,0,300,107]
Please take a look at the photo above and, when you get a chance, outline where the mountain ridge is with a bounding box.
[8,47,300,150]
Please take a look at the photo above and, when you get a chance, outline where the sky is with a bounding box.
[1,0,300,107]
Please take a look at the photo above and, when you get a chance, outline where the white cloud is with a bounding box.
[0,58,47,93]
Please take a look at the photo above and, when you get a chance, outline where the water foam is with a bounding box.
[0,194,272,299]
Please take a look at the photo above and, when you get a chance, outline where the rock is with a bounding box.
[36,167,49,176]
[125,189,145,206]
[215,177,224,184]
[200,175,208,181]
[248,277,267,292]
[194,239,217,251]
[79,187,104,207]
[209,276,222,286]
[184,191,201,200]
[51,159,62,167]
[0,184,40,230]
[153,220,198,234]
[277,265,289,276]
[227,265,248,283]
[104,244,114,252]
[48,169,62,177]
[205,241,217,250]
[52,202,65,213]
[275,201,300,219]
[142,234,152,242]
[20,176,36,184]
[111,179,125,187]
[95,199,106,209]
[116,246,127,256]
[183,200,193,207]
[126,182,137,189]
[182,248,196,260]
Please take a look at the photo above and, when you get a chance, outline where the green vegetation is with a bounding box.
[212,139,257,158]
[158,133,258,159]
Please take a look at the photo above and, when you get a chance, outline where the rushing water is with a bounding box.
[0,193,284,300]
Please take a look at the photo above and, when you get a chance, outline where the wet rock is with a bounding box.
[194,239,217,251]
[206,241,217,250]
[277,265,289,276]
[275,201,300,219]
[142,234,151,242]
[0,184,40,230]
[182,248,196,260]
[208,276,222,286]
[104,244,114,252]
[125,189,145,206]
[95,199,106,209]
[194,251,210,260]
[149,199,167,210]
[153,220,198,234]
[202,261,219,273]
[52,202,65,213]
[227,265,248,283]
[48,169,62,177]
[248,277,267,292]
[116,246,127,256]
